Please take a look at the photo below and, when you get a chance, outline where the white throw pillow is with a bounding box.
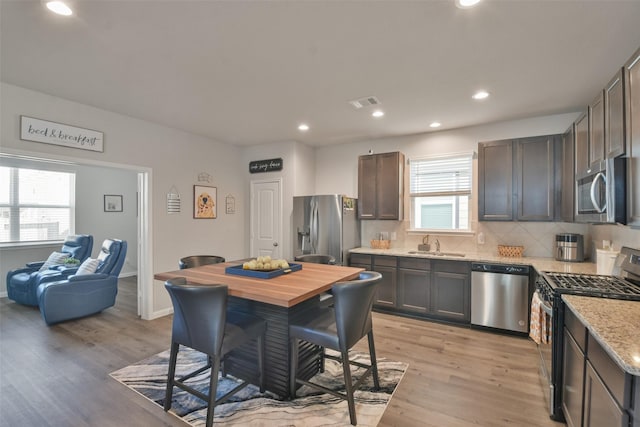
[75,258,100,276]
[39,252,70,272]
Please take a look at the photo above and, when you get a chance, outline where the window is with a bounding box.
[0,166,75,243]
[409,153,472,231]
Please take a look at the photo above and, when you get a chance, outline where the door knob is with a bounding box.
[273,242,279,247]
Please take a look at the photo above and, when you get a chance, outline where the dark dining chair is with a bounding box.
[294,254,336,265]
[163,278,266,427]
[294,254,337,306]
[289,271,382,426]
[178,255,225,269]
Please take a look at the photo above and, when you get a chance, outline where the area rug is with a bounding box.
[110,346,407,426]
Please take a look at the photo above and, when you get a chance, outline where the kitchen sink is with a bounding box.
[408,251,466,257]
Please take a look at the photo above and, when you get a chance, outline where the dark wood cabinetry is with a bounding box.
[397,257,431,314]
[478,140,513,221]
[626,47,640,227]
[575,112,590,177]
[431,260,470,322]
[589,90,606,167]
[561,305,635,427]
[357,151,404,220]
[479,135,559,221]
[560,124,575,221]
[606,68,627,158]
[352,254,470,324]
[372,256,397,308]
[562,309,586,427]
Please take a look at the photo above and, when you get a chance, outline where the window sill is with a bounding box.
[406,229,475,236]
[0,241,63,250]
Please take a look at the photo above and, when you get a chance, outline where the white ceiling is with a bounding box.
[2,1,640,147]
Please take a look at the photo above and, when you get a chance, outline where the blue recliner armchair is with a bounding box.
[36,239,127,325]
[6,234,94,306]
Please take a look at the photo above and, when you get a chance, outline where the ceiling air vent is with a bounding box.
[348,96,381,109]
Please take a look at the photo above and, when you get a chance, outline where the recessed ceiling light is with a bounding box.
[46,1,73,16]
[455,0,482,9]
[472,90,490,100]
[430,122,442,128]
[298,123,309,132]
[372,110,385,118]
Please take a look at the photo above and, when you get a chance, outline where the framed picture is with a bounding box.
[193,185,217,219]
[104,194,123,212]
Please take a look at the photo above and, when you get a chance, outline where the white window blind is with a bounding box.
[410,154,472,197]
[0,166,75,243]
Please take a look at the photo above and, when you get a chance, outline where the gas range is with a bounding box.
[541,271,640,300]
[540,246,640,301]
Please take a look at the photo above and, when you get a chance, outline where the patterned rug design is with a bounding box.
[110,347,407,426]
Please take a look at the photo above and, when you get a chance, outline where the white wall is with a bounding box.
[241,140,317,261]
[1,83,246,315]
[75,164,138,276]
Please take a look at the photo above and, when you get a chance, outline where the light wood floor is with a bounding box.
[0,277,563,426]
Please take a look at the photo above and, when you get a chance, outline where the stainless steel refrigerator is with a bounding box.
[292,195,360,265]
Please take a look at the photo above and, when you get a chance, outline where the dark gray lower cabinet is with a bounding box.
[372,256,397,308]
[351,254,470,324]
[431,260,470,322]
[562,305,635,427]
[583,362,627,426]
[397,257,431,314]
[562,328,585,427]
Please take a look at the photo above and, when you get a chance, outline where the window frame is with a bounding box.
[408,152,473,233]
[0,161,76,246]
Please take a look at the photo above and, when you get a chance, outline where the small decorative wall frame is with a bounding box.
[167,186,181,214]
[225,194,236,214]
[193,185,216,219]
[104,195,123,212]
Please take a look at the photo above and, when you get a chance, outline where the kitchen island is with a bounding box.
[154,261,363,398]
[562,295,640,425]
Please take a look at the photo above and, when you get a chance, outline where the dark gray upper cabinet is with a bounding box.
[605,68,626,158]
[516,136,557,221]
[575,112,590,177]
[560,124,575,222]
[625,47,640,227]
[357,151,404,220]
[478,140,513,220]
[589,90,606,167]
[479,135,559,222]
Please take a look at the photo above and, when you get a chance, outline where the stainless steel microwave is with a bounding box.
[575,157,626,224]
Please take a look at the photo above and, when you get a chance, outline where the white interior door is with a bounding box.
[250,178,282,259]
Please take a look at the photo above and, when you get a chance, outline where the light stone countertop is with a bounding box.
[562,295,640,376]
[349,247,599,275]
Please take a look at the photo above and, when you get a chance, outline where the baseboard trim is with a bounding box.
[147,307,173,320]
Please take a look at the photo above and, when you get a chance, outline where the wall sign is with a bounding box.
[249,158,283,173]
[20,116,104,152]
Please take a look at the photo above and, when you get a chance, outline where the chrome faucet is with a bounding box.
[435,239,441,253]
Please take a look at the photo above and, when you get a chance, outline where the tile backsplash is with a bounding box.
[361,220,640,260]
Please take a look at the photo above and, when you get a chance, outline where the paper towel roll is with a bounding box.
[596,249,619,275]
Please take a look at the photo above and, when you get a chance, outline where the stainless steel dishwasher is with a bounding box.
[470,262,530,333]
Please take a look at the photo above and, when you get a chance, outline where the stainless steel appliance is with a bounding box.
[554,233,585,262]
[535,246,640,421]
[575,157,626,224]
[292,195,360,266]
[471,263,531,333]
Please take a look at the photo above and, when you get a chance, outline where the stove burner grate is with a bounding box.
[544,272,640,299]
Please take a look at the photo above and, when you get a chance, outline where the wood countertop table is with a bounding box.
[154,261,365,397]
[154,261,364,307]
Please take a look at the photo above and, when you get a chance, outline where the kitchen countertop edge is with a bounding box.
[349,247,598,275]
[562,295,640,376]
